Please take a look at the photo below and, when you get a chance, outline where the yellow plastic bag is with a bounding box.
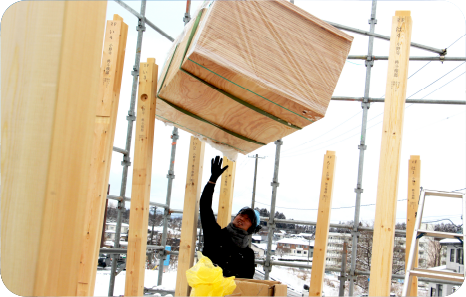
[186,251,236,296]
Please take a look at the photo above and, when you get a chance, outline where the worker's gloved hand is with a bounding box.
[209,156,229,183]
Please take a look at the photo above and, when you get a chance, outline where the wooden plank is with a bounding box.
[124,58,158,297]
[77,14,128,297]
[157,1,353,155]
[175,137,206,296]
[369,11,413,297]
[0,1,107,295]
[274,284,288,296]
[309,151,336,297]
[406,155,420,297]
[217,156,237,228]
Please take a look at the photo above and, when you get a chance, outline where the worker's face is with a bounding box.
[233,213,252,231]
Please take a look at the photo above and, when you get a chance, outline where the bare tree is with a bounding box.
[425,237,445,268]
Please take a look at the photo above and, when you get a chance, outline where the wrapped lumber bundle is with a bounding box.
[156,0,353,156]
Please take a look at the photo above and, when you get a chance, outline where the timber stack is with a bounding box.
[157,0,353,155]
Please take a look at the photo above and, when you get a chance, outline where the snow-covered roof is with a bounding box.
[299,233,313,238]
[252,243,277,251]
[277,238,314,246]
[106,222,129,227]
[426,265,456,273]
[252,235,262,241]
[440,238,463,245]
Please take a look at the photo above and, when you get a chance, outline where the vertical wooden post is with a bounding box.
[0,1,107,296]
[406,155,421,296]
[77,14,128,297]
[124,58,158,297]
[369,11,413,297]
[175,137,206,297]
[309,151,337,297]
[217,156,237,228]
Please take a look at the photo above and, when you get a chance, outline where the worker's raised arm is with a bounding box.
[199,156,229,235]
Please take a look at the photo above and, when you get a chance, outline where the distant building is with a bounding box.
[276,238,314,258]
[427,238,463,296]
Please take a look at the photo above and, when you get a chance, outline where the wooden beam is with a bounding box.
[77,14,128,297]
[406,155,421,297]
[175,137,206,297]
[124,58,158,297]
[217,156,237,228]
[369,11,413,297]
[309,151,337,297]
[0,1,107,295]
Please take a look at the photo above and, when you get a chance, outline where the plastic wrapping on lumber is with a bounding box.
[156,0,353,155]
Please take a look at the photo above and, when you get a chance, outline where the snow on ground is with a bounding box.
[94,268,177,296]
[94,261,431,297]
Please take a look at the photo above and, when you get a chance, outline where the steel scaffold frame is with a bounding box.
[100,0,465,296]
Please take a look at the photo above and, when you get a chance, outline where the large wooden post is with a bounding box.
[217,156,237,228]
[369,11,413,297]
[77,14,128,296]
[175,137,206,297]
[309,151,337,297]
[124,58,158,297]
[406,155,421,296]
[0,1,107,296]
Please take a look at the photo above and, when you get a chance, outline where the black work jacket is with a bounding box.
[200,182,255,279]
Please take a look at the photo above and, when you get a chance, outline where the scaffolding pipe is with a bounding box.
[349,0,376,294]
[264,139,283,280]
[347,55,465,61]
[158,127,179,286]
[331,96,466,105]
[108,1,147,295]
[326,20,446,55]
[114,0,174,42]
[112,146,129,155]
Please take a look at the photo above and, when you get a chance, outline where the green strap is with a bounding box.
[158,96,266,145]
[156,8,304,147]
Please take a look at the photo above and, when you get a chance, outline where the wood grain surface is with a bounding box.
[157,0,353,154]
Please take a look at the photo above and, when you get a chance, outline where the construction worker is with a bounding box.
[200,156,261,279]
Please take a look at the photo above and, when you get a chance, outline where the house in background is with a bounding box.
[276,238,314,258]
[252,235,262,243]
[427,238,463,296]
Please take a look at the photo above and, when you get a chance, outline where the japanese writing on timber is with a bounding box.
[189,139,198,186]
[102,20,119,86]
[409,158,419,210]
[321,154,334,203]
[391,16,406,88]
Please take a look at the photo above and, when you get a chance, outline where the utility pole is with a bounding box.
[248,154,265,210]
[248,154,265,248]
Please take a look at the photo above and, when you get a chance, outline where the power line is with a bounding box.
[254,199,408,211]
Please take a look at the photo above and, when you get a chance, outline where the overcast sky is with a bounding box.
[1,0,465,296]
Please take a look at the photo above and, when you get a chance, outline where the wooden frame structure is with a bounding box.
[175,137,206,297]
[369,10,413,297]
[406,155,421,296]
[77,14,128,296]
[217,156,237,228]
[125,58,158,296]
[0,1,107,295]
[309,151,337,297]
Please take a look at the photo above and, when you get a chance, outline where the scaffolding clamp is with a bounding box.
[136,19,146,32]
[358,144,367,150]
[365,58,374,67]
[121,155,132,167]
[354,187,364,194]
[361,101,371,109]
[183,13,191,25]
[126,110,136,122]
[131,65,139,77]
[167,170,175,179]
[270,181,280,187]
